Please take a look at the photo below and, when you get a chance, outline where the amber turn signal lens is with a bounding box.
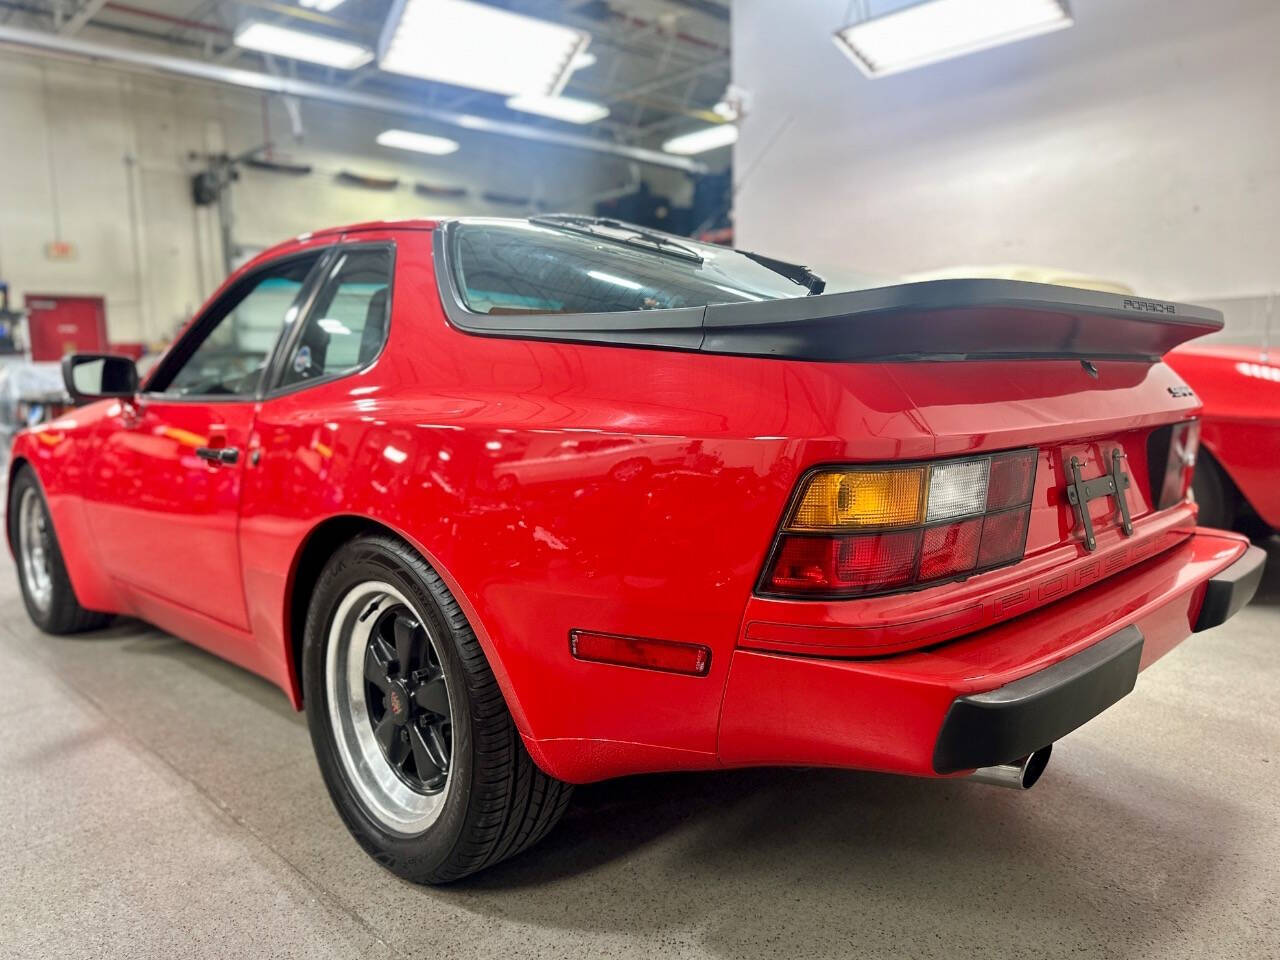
[789,467,926,530]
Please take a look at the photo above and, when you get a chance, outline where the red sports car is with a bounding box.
[7,216,1265,883]
[1165,344,1280,533]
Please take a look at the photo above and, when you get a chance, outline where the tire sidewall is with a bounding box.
[8,466,59,631]
[302,537,476,878]
[1191,455,1233,530]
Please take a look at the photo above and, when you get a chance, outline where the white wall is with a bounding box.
[732,0,1280,336]
[0,52,631,344]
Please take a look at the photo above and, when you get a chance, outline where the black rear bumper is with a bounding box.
[932,543,1266,774]
[1193,543,1267,632]
[932,625,1144,774]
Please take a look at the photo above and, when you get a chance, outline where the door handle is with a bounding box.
[196,446,240,465]
[120,400,142,429]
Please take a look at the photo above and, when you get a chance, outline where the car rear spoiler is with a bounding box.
[437,248,1223,362]
[699,279,1224,362]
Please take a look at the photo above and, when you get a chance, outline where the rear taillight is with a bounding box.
[1149,419,1200,511]
[761,449,1038,599]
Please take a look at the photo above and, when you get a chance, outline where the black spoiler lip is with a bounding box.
[699,279,1224,362]
[433,230,1222,362]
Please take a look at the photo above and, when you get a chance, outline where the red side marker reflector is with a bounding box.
[569,630,711,677]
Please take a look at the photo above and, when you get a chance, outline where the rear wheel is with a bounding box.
[7,466,111,634]
[302,534,572,883]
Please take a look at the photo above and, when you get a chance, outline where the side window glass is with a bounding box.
[279,246,393,389]
[162,255,320,397]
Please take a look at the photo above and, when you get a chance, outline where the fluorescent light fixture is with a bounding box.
[662,124,738,156]
[833,0,1073,78]
[298,0,345,11]
[506,94,609,124]
[376,128,460,155]
[378,0,589,96]
[571,51,597,71]
[234,20,373,69]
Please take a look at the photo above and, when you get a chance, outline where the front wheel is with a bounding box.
[302,534,572,883]
[7,465,111,634]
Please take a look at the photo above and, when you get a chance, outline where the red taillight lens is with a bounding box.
[769,530,921,595]
[762,449,1039,599]
[767,536,839,590]
[836,531,919,588]
[986,449,1038,511]
[919,517,983,581]
[977,508,1031,567]
[569,631,711,676]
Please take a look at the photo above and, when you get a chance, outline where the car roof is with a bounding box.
[302,218,441,239]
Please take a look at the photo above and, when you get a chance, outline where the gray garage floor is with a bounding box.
[1,542,1278,960]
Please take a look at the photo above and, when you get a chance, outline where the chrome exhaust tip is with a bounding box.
[965,744,1053,790]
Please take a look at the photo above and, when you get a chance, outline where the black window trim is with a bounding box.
[261,239,397,399]
[141,246,336,404]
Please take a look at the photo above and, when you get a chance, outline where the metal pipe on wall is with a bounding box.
[0,23,707,174]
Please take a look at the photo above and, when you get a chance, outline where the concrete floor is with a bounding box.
[1,543,1278,960]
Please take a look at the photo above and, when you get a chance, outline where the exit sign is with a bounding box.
[45,241,76,261]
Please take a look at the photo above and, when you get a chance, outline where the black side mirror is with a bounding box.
[61,353,139,405]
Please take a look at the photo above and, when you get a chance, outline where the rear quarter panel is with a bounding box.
[240,229,934,778]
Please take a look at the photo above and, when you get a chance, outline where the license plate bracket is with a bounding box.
[1065,449,1134,552]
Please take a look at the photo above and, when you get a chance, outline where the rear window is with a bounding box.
[451,220,809,316]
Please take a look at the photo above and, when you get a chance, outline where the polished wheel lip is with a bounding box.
[17,487,53,614]
[325,580,455,836]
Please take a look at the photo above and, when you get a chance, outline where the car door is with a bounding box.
[88,248,329,630]
[234,239,396,666]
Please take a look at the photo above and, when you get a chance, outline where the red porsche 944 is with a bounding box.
[7,216,1265,882]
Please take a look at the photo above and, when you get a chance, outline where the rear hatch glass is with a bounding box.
[451,218,811,315]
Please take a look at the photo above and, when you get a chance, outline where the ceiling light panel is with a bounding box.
[662,124,738,156]
[378,0,589,97]
[505,94,609,124]
[376,129,460,155]
[833,0,1073,78]
[234,20,373,69]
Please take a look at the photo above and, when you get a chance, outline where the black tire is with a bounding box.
[302,533,572,884]
[7,465,112,635]
[1191,453,1239,531]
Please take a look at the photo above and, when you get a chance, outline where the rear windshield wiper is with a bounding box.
[739,249,826,296]
[530,214,705,265]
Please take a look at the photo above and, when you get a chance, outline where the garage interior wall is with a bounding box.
[731,0,1280,345]
[0,52,627,345]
